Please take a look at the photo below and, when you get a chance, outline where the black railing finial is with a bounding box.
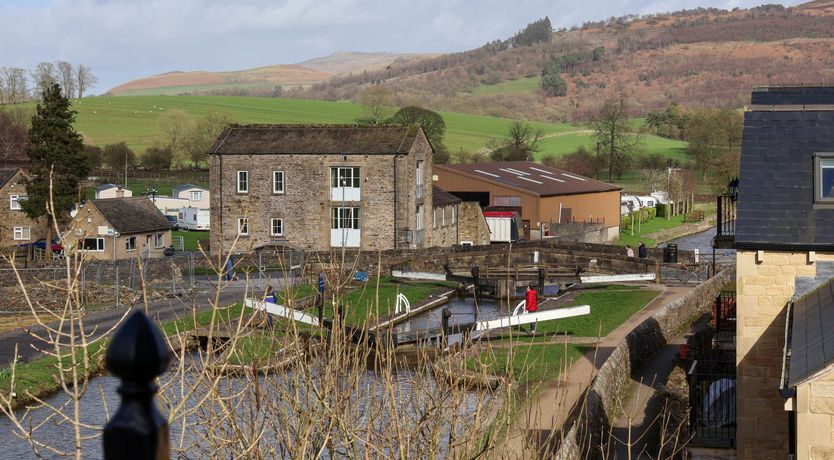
[103,310,171,460]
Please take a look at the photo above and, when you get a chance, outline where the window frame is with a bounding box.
[9,194,25,211]
[189,191,203,201]
[331,207,360,230]
[237,217,249,236]
[154,233,165,248]
[330,167,361,189]
[125,236,137,252]
[80,237,105,252]
[237,170,249,194]
[12,226,30,240]
[814,153,834,204]
[273,171,285,194]
[270,218,284,236]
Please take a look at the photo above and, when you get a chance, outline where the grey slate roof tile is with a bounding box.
[92,197,173,235]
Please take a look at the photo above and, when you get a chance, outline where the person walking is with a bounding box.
[525,286,538,334]
[264,285,277,328]
[638,241,647,259]
[626,245,635,258]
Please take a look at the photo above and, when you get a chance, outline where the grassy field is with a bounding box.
[336,277,459,326]
[535,130,688,162]
[617,201,715,247]
[469,343,585,384]
[61,95,687,161]
[172,230,208,251]
[470,77,542,96]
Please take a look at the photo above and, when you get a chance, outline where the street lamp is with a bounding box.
[727,178,739,202]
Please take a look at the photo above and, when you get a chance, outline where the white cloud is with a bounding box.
[0,0,807,92]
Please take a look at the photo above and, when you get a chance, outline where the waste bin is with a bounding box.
[663,244,678,263]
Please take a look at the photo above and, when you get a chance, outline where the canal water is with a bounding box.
[664,226,736,265]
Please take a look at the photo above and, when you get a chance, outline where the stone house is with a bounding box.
[0,168,46,248]
[67,197,173,260]
[430,186,490,247]
[172,183,210,208]
[209,125,433,254]
[724,86,834,459]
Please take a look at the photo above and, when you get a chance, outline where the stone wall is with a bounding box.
[736,250,834,459]
[429,203,458,247]
[457,201,490,246]
[0,169,46,248]
[556,269,734,459]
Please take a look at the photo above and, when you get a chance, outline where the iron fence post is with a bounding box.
[103,310,171,459]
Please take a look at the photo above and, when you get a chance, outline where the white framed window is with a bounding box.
[331,207,360,230]
[189,191,203,201]
[237,171,248,193]
[154,233,165,248]
[451,206,457,224]
[237,217,249,236]
[815,153,834,203]
[80,237,104,251]
[273,171,285,194]
[9,195,26,210]
[416,160,424,198]
[441,207,446,226]
[270,218,283,236]
[125,236,136,251]
[331,167,360,188]
[432,209,437,229]
[12,226,30,240]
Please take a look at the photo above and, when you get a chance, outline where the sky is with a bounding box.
[0,0,806,94]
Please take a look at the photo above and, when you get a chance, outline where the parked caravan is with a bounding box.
[483,211,523,243]
[178,207,210,231]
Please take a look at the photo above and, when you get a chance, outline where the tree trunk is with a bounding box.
[45,218,53,260]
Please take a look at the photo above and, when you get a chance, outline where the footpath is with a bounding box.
[500,284,692,458]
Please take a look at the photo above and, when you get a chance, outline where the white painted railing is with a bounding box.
[395,292,410,315]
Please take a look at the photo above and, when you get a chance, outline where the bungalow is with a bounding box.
[68,197,173,260]
[172,183,210,208]
[95,183,133,199]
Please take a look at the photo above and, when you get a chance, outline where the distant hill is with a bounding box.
[303,1,834,121]
[107,52,432,97]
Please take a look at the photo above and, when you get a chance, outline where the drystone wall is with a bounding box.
[555,268,733,459]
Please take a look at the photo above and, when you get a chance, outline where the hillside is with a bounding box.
[65,95,686,160]
[303,2,834,121]
[107,52,432,97]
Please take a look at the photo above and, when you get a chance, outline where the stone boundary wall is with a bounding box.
[555,268,734,459]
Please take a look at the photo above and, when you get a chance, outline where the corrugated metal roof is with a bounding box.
[210,124,422,155]
[435,161,621,197]
[788,278,834,388]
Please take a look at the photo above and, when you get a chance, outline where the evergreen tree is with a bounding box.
[541,61,568,97]
[22,84,88,253]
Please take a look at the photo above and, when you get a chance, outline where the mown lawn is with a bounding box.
[470,77,542,95]
[172,230,208,251]
[468,343,586,384]
[328,277,458,326]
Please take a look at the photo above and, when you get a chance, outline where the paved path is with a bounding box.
[0,282,252,367]
[500,284,692,458]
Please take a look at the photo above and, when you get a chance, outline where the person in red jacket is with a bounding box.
[526,286,538,333]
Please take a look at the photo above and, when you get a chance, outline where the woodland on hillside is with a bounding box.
[301,4,834,122]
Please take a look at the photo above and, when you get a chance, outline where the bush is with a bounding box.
[656,203,667,218]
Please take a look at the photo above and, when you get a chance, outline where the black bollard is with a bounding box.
[441,307,452,348]
[103,310,171,460]
[538,267,546,295]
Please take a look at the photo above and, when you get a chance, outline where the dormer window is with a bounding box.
[815,153,834,203]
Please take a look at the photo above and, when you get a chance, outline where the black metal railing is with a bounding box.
[688,360,736,448]
[715,194,736,244]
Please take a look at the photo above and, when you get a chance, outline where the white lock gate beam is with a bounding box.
[245,299,320,326]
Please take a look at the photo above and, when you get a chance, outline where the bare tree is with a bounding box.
[157,109,194,168]
[55,61,76,99]
[30,62,57,97]
[358,85,391,125]
[182,110,234,169]
[592,97,641,181]
[75,64,97,98]
[0,67,29,104]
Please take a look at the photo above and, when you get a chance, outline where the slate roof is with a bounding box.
[95,183,120,191]
[210,124,423,155]
[752,86,834,106]
[735,86,834,250]
[92,197,173,235]
[0,169,20,189]
[0,142,28,167]
[432,186,462,207]
[435,161,621,197]
[787,278,834,388]
[172,183,208,196]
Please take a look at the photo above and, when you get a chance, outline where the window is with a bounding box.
[125,236,136,251]
[12,227,30,240]
[9,195,26,210]
[237,171,248,193]
[416,205,424,231]
[416,161,424,198]
[494,196,521,207]
[441,207,446,226]
[80,237,104,251]
[451,206,457,224]
[189,191,203,201]
[331,167,360,188]
[273,171,285,194]
[816,153,834,203]
[237,218,249,236]
[154,233,165,248]
[331,207,360,230]
[271,218,283,236]
[432,209,436,229]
